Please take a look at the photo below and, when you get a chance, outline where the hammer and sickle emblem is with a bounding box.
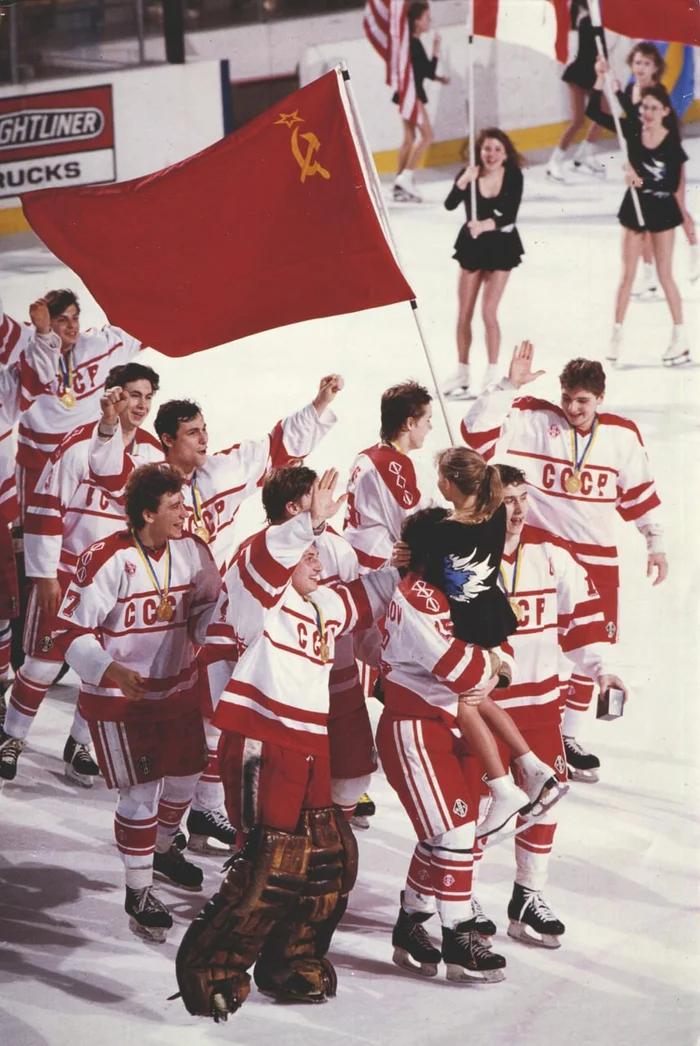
[290,126,331,183]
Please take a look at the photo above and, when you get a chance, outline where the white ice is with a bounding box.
[1,139,699,1046]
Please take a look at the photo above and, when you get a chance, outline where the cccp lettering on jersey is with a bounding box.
[296,621,322,657]
[541,462,609,496]
[511,594,548,629]
[124,595,176,628]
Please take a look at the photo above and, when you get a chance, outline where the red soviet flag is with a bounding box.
[597,0,700,46]
[21,70,414,357]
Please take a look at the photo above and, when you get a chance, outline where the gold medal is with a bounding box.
[319,639,330,663]
[564,472,582,494]
[194,524,210,544]
[60,390,76,408]
[509,599,524,623]
[156,598,174,622]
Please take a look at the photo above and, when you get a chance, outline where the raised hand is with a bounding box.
[309,468,347,528]
[456,165,479,191]
[29,297,51,335]
[507,340,545,389]
[99,386,130,426]
[313,374,344,416]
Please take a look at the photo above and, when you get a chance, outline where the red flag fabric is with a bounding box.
[21,71,414,358]
[474,0,571,64]
[597,0,700,47]
[363,1,418,122]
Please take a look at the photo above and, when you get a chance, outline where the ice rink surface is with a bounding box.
[1,138,699,1046]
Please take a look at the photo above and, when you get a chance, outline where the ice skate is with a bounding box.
[607,323,623,364]
[507,882,565,949]
[153,842,204,891]
[563,735,600,783]
[0,729,25,782]
[515,756,568,820]
[186,807,238,855]
[350,792,376,831]
[442,919,506,984]
[662,326,692,367]
[481,364,500,392]
[254,956,337,1003]
[476,777,531,841]
[391,893,441,977]
[471,896,497,937]
[545,153,567,182]
[443,364,473,401]
[63,735,100,788]
[125,885,173,943]
[631,267,662,302]
[572,156,606,176]
[393,170,422,203]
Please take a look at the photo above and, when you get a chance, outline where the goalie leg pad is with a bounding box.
[253,807,359,1002]
[175,825,311,1019]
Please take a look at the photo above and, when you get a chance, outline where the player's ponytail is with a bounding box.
[436,447,503,522]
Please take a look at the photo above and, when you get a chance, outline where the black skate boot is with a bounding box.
[350,792,376,831]
[391,893,441,977]
[0,728,25,782]
[471,896,497,937]
[125,885,173,943]
[186,807,238,855]
[441,919,506,984]
[153,842,204,891]
[563,735,600,783]
[63,735,100,788]
[507,882,565,949]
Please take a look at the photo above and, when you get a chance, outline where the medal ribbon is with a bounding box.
[190,473,206,530]
[570,418,599,474]
[499,544,522,600]
[58,350,73,395]
[128,434,137,456]
[305,597,328,659]
[382,439,404,455]
[131,531,172,606]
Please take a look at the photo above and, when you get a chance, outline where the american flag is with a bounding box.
[363,0,418,123]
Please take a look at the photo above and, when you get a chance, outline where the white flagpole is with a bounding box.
[337,64,459,445]
[588,0,645,228]
[467,0,477,219]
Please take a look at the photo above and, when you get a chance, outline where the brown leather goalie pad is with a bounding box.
[253,806,359,1001]
[175,825,311,1019]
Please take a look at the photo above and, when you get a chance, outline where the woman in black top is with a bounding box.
[442,129,525,400]
[546,0,607,180]
[392,1,449,204]
[587,64,691,366]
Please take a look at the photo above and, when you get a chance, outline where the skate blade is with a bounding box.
[64,765,96,788]
[349,815,371,830]
[392,947,439,978]
[567,767,599,784]
[444,388,476,401]
[128,916,168,944]
[525,780,569,821]
[507,920,561,950]
[152,871,203,892]
[662,352,691,367]
[445,963,505,984]
[186,834,236,856]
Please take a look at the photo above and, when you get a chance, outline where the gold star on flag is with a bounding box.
[275,110,304,129]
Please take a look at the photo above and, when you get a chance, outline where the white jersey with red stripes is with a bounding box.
[343,443,436,572]
[461,380,662,585]
[24,422,163,580]
[316,525,360,585]
[16,321,141,472]
[380,572,494,727]
[0,332,61,524]
[206,513,397,757]
[89,402,336,571]
[54,530,222,721]
[492,525,612,729]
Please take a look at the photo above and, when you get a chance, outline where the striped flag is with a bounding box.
[363,1,418,122]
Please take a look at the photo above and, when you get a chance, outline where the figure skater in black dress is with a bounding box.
[393,1,450,203]
[587,67,691,366]
[546,0,607,180]
[442,129,525,400]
